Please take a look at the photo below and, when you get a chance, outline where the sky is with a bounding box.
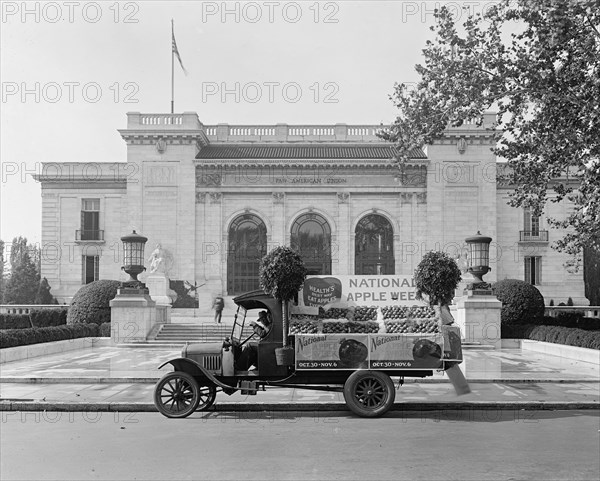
[0,0,499,247]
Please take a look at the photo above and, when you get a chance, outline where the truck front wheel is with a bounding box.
[154,371,202,418]
[343,371,396,417]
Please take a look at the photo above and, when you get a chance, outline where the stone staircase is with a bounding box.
[147,322,253,344]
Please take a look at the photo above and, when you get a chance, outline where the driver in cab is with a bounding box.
[250,311,271,338]
[239,311,272,371]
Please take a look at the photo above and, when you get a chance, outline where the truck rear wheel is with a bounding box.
[154,371,202,418]
[343,371,396,418]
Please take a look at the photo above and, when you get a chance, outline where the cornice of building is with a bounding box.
[32,162,128,184]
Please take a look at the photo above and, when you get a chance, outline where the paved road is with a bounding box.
[2,410,599,481]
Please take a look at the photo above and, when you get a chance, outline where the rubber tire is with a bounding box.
[343,371,396,418]
[154,371,201,418]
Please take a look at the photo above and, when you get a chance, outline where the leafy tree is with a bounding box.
[379,0,600,258]
[0,240,5,303]
[259,246,307,346]
[583,245,600,305]
[34,277,58,305]
[4,237,40,304]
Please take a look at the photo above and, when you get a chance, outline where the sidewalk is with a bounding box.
[1,345,598,412]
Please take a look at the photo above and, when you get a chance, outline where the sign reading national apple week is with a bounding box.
[301,275,424,308]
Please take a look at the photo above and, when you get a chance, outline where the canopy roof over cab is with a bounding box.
[232,290,284,341]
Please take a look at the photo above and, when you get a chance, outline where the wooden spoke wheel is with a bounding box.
[197,383,217,411]
[343,371,396,418]
[154,371,205,418]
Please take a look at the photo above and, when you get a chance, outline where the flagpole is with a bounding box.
[171,19,174,114]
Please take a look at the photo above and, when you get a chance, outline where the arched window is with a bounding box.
[227,214,267,295]
[355,214,395,275]
[290,213,331,275]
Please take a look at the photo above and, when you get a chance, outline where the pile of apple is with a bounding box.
[384,318,439,334]
[322,319,351,333]
[290,314,320,321]
[353,306,378,321]
[347,321,379,333]
[318,307,349,319]
[290,305,439,334]
[289,319,319,334]
[381,306,436,319]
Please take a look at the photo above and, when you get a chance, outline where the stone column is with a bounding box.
[336,192,350,275]
[271,192,286,248]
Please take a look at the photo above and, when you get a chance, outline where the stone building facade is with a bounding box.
[35,111,586,310]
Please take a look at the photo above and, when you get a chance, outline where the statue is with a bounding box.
[145,243,173,306]
[148,244,165,274]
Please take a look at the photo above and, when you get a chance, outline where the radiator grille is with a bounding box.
[202,355,222,372]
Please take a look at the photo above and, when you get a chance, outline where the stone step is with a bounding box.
[152,322,252,343]
[157,324,231,332]
[169,316,222,324]
[159,324,234,330]
[155,333,227,338]
[156,331,228,335]
[154,338,225,342]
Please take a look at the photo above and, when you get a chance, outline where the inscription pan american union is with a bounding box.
[195,171,424,187]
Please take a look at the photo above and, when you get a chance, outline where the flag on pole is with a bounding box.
[172,20,188,75]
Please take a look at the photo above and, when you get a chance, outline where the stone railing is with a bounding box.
[0,304,67,315]
[126,112,203,130]
[203,124,387,142]
[124,111,497,141]
[545,306,600,319]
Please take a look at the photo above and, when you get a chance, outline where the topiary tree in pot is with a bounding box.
[66,280,120,326]
[259,246,307,363]
[492,279,545,326]
[414,251,470,395]
[414,251,462,324]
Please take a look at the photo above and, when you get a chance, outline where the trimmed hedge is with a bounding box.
[0,324,100,349]
[67,280,120,325]
[537,315,598,331]
[502,324,600,350]
[99,322,111,337]
[0,309,68,330]
[0,314,31,330]
[31,308,68,327]
[493,279,545,325]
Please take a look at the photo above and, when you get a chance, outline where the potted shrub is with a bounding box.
[414,251,469,394]
[414,251,462,324]
[259,246,307,365]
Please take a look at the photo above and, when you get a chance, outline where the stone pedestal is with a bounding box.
[453,293,502,349]
[145,273,173,306]
[110,288,157,344]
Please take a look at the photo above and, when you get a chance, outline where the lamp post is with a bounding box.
[465,231,492,284]
[120,230,148,291]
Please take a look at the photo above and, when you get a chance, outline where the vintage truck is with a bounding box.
[153,289,464,418]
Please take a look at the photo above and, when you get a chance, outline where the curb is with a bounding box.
[1,401,598,412]
[1,377,598,384]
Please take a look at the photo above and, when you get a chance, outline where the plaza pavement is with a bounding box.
[0,343,598,413]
